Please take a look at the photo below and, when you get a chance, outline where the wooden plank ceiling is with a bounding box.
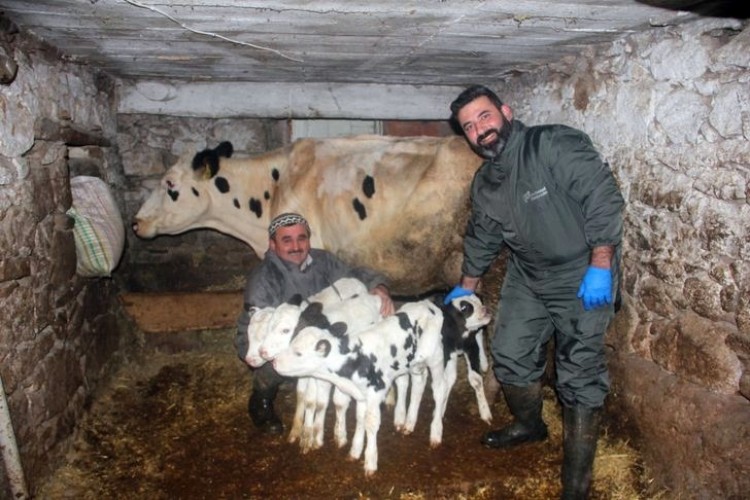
[0,0,710,86]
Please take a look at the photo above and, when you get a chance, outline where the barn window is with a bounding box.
[290,119,383,140]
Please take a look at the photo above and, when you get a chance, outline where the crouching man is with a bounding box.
[235,212,394,434]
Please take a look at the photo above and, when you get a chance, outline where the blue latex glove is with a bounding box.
[577,266,612,311]
[444,286,474,305]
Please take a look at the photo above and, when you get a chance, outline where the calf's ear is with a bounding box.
[329,322,348,338]
[315,339,332,357]
[288,294,304,306]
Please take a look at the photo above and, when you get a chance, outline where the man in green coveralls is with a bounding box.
[445,85,624,499]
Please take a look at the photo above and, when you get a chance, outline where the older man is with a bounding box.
[236,212,394,434]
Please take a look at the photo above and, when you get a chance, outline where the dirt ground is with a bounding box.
[37,328,657,500]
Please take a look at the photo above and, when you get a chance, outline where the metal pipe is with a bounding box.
[0,373,29,499]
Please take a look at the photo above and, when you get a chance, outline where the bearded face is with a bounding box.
[469,114,512,160]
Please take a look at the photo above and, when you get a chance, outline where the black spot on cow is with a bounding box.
[271,169,280,182]
[192,141,233,177]
[264,191,270,200]
[396,312,412,331]
[390,344,398,358]
[168,189,178,202]
[338,335,354,355]
[338,353,364,380]
[362,175,375,198]
[233,198,240,209]
[403,334,415,351]
[439,300,473,365]
[391,360,400,371]
[215,176,230,193]
[352,198,367,220]
[366,363,386,391]
[249,198,262,218]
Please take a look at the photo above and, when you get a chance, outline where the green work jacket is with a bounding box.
[462,120,624,283]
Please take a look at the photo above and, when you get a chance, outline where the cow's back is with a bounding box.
[272,135,482,294]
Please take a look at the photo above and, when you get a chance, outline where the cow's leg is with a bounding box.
[363,395,382,476]
[288,377,309,444]
[311,379,332,450]
[441,356,459,419]
[332,387,351,448]
[464,346,493,423]
[403,370,427,434]
[476,329,489,373]
[349,398,367,461]
[428,360,448,447]
[384,385,396,408]
[300,378,318,453]
[392,375,410,432]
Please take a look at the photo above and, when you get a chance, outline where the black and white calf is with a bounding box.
[272,300,446,475]
[434,294,493,428]
[240,277,381,453]
[243,277,367,368]
[272,294,491,475]
[270,294,383,452]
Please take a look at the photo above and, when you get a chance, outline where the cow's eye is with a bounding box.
[166,180,175,190]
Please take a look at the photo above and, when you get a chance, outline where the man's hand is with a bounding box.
[371,284,395,316]
[577,266,612,311]
[443,286,474,305]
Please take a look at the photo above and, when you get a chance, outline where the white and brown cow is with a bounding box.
[132,136,483,294]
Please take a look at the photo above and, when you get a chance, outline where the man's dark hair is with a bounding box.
[449,84,504,131]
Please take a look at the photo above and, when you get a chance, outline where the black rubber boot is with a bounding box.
[481,381,548,448]
[561,406,601,500]
[248,364,284,435]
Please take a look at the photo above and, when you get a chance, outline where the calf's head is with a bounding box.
[272,326,335,377]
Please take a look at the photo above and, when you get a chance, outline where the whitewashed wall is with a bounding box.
[493,17,749,498]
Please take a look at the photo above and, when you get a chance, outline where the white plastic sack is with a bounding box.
[66,176,125,277]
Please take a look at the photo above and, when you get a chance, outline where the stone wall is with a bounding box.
[494,16,749,498]
[0,28,139,496]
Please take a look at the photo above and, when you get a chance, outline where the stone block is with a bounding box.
[650,312,741,393]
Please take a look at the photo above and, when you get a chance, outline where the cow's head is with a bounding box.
[132,142,233,239]
[259,302,303,361]
[244,306,275,368]
[445,293,492,334]
[272,326,333,377]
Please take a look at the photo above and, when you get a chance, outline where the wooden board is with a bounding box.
[119,292,243,333]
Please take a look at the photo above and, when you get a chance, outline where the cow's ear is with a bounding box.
[288,294,304,306]
[191,147,220,179]
[315,339,332,357]
[330,322,348,338]
[215,141,233,158]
